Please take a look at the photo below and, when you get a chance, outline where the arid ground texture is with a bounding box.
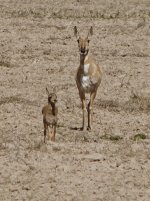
[0,0,150,200]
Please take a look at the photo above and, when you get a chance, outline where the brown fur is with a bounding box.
[42,88,58,142]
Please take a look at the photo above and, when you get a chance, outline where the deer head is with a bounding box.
[74,26,93,56]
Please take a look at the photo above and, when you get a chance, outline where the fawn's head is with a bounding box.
[74,26,93,56]
[46,87,57,104]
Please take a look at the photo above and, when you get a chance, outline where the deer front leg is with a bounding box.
[44,123,47,143]
[48,126,53,141]
[79,91,86,131]
[87,91,96,130]
[51,124,56,142]
[44,128,46,143]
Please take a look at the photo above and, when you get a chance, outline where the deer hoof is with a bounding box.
[87,126,91,131]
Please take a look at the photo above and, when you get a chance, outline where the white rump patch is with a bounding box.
[84,63,90,74]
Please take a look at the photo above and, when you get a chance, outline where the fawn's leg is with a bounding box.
[48,126,53,141]
[54,124,56,141]
[51,124,56,142]
[44,123,47,143]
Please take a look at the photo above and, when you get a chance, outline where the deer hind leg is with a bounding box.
[44,123,47,143]
[48,125,53,141]
[79,91,86,131]
[87,91,97,130]
[54,123,57,141]
[51,124,56,142]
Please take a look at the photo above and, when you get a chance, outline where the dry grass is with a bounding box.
[100,134,123,141]
[0,96,38,106]
[126,91,150,113]
[98,93,150,113]
[0,1,150,19]
[132,133,147,141]
[0,60,12,68]
[0,1,150,200]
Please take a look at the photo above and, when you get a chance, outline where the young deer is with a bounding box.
[42,88,58,143]
[74,26,102,131]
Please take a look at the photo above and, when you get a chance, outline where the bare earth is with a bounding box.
[0,0,150,200]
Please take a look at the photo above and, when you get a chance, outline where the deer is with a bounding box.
[74,26,102,131]
[42,87,58,143]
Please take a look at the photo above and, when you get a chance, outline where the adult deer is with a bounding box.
[74,26,102,131]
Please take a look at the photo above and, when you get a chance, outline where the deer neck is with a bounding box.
[49,102,56,115]
[80,54,89,67]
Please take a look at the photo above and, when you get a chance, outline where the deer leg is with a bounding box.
[51,124,56,142]
[48,126,52,141]
[79,92,86,131]
[44,123,47,143]
[54,124,56,141]
[87,91,96,130]
[44,128,46,143]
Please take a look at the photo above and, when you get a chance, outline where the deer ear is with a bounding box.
[53,86,57,93]
[87,26,93,38]
[74,26,78,38]
[46,87,50,95]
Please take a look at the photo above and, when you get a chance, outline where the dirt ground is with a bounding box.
[0,0,150,200]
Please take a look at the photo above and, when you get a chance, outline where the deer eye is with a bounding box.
[77,39,79,43]
[87,39,90,43]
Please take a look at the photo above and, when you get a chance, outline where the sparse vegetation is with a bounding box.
[129,91,150,113]
[100,134,123,141]
[0,96,37,106]
[0,0,150,200]
[133,133,147,141]
[98,92,150,114]
[0,60,12,68]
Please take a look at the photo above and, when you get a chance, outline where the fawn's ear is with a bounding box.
[46,87,50,95]
[87,26,93,38]
[74,26,79,38]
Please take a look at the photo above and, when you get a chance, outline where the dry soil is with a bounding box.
[0,0,150,201]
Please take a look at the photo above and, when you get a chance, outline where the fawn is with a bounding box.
[74,26,102,130]
[42,88,58,142]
